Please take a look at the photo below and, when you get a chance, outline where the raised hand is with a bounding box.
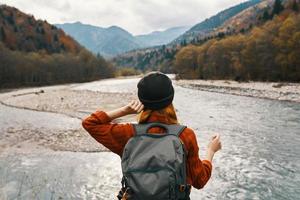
[208,133,222,153]
[122,100,144,115]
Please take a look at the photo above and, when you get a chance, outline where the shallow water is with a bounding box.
[174,87,300,200]
[1,77,300,200]
[0,103,121,199]
[0,151,121,200]
[75,78,300,199]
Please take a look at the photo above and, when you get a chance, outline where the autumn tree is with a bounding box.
[0,42,115,88]
[0,5,115,88]
[273,14,300,81]
[173,11,300,82]
[174,45,200,79]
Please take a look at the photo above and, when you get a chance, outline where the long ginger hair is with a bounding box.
[137,103,178,124]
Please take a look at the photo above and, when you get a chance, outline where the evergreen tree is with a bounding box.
[40,27,45,34]
[35,27,40,33]
[217,32,225,38]
[272,0,284,16]
[0,27,6,41]
[14,26,18,32]
[53,34,58,42]
[6,15,15,25]
[27,16,34,25]
[263,10,270,20]
[96,52,102,59]
[60,43,65,51]
[292,0,299,12]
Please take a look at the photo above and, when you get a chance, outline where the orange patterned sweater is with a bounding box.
[82,110,212,189]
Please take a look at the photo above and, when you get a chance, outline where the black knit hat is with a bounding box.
[137,71,174,110]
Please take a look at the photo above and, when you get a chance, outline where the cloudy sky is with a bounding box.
[1,0,246,35]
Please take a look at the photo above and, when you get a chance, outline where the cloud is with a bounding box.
[1,0,246,35]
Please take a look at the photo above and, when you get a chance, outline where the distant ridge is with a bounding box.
[173,0,262,44]
[55,22,140,57]
[135,26,190,47]
[112,0,283,72]
[56,22,189,57]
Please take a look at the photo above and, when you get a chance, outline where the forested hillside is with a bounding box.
[0,5,81,53]
[175,0,300,81]
[113,0,266,72]
[114,0,300,82]
[0,5,114,88]
[174,0,262,44]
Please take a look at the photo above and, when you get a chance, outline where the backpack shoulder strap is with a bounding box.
[167,124,187,137]
[133,122,186,137]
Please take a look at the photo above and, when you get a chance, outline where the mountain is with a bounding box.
[216,0,277,34]
[173,0,262,44]
[56,22,190,57]
[55,22,141,57]
[135,26,190,47]
[113,0,290,72]
[55,0,262,57]
[0,5,81,54]
[174,0,300,81]
[113,0,300,82]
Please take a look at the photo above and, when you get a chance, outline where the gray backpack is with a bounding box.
[120,122,191,200]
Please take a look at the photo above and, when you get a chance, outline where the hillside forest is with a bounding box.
[0,5,114,88]
[1,0,300,88]
[175,0,300,81]
[114,0,300,82]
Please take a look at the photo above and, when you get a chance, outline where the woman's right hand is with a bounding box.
[208,134,222,153]
[106,100,144,120]
[122,100,144,115]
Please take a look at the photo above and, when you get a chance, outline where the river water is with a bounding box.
[1,77,300,200]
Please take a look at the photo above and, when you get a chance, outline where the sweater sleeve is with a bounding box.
[180,128,212,189]
[82,110,134,156]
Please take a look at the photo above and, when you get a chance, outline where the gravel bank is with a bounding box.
[176,80,300,103]
[0,82,136,153]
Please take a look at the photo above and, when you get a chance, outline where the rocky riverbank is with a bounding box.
[1,77,299,153]
[0,81,136,154]
[0,79,137,199]
[1,77,300,199]
[176,80,300,103]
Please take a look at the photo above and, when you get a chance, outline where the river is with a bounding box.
[0,77,300,200]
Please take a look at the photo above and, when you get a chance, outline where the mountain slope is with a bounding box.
[216,0,275,34]
[174,1,300,81]
[55,22,141,57]
[56,22,190,57]
[173,0,262,44]
[113,0,292,73]
[0,5,81,54]
[135,26,190,47]
[0,5,114,88]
